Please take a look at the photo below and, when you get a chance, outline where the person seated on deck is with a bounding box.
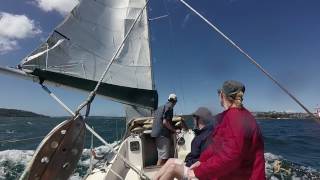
[153,80,265,180]
[153,107,216,180]
[184,107,216,167]
[151,93,180,166]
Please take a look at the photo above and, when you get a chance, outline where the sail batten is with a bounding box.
[20,0,156,108]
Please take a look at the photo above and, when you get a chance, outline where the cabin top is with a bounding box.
[128,116,186,134]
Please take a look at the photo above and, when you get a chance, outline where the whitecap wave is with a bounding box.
[264,152,320,179]
[0,150,34,180]
[5,130,15,134]
[0,148,319,180]
[0,142,117,180]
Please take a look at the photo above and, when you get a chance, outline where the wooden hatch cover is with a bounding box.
[20,115,85,180]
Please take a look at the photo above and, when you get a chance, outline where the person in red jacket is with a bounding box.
[191,80,266,180]
[153,80,265,180]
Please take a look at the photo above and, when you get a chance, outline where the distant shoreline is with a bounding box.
[0,108,48,118]
[183,114,313,121]
[255,117,310,120]
[0,108,315,120]
[252,112,314,120]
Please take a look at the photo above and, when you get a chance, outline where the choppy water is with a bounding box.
[0,117,319,180]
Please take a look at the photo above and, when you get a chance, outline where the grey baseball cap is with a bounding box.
[192,107,213,125]
[218,80,245,97]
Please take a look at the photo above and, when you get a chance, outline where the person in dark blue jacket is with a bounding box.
[184,107,216,167]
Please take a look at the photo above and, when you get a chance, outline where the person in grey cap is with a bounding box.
[217,80,246,108]
[151,93,180,166]
[184,107,216,167]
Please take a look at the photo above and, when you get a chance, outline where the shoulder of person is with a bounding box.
[164,102,174,110]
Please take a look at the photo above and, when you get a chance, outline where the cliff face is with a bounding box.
[0,108,48,117]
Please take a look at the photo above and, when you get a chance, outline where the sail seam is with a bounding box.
[54,30,70,40]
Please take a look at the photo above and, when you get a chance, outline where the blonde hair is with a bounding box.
[227,91,244,107]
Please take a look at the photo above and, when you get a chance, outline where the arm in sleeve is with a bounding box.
[163,119,176,132]
[193,115,246,179]
[162,104,176,132]
[250,127,266,180]
[162,104,173,120]
[185,139,201,167]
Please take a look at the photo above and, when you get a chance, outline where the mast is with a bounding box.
[146,3,156,91]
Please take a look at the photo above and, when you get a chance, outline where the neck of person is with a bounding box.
[223,100,242,110]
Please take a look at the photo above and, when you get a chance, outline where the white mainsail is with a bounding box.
[19,0,157,109]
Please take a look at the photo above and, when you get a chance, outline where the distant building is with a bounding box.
[315,107,320,118]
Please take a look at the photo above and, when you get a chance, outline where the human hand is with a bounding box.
[91,149,96,157]
[187,169,197,180]
[189,161,201,170]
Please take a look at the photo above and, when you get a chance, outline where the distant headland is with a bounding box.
[252,111,313,119]
[0,108,314,119]
[0,108,49,117]
[183,111,313,120]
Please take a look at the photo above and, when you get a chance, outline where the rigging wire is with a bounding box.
[179,0,319,121]
[149,14,169,21]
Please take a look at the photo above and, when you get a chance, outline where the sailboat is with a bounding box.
[0,0,319,179]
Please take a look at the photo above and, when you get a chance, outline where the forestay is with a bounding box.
[20,0,157,109]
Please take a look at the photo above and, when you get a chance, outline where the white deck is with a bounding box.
[86,116,194,180]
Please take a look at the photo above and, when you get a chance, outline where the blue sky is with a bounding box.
[0,0,319,116]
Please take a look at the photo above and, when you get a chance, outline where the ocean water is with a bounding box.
[0,117,319,180]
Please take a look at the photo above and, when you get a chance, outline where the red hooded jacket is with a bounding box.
[193,107,265,180]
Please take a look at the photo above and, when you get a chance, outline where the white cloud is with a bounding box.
[0,12,41,54]
[0,12,41,39]
[34,0,79,15]
[0,37,18,54]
